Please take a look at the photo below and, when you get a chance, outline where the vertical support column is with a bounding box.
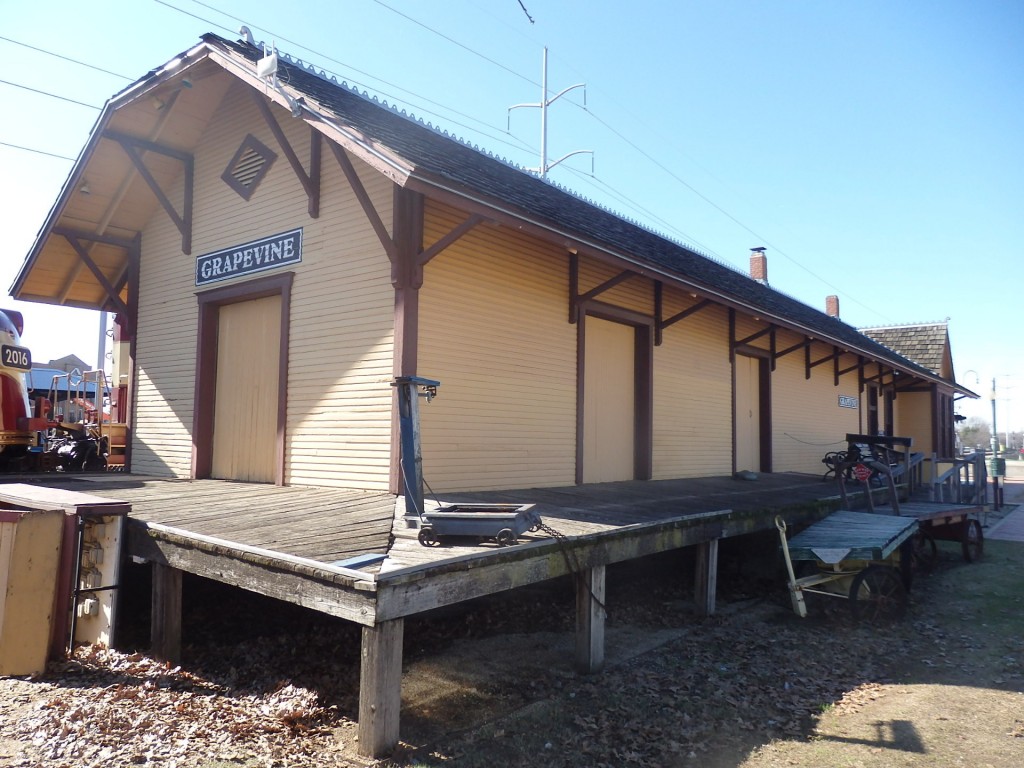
[693,539,719,617]
[575,565,606,674]
[358,618,404,758]
[150,563,182,662]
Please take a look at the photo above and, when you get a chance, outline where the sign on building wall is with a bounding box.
[838,395,859,409]
[195,228,302,286]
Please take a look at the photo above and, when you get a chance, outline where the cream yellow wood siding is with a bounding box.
[418,202,577,492]
[578,260,654,315]
[770,346,860,473]
[211,295,280,482]
[133,78,395,488]
[895,391,935,456]
[734,354,761,472]
[652,302,732,478]
[582,317,635,483]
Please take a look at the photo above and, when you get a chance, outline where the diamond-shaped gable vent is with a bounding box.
[222,134,277,201]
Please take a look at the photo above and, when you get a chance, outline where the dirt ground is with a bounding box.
[2,507,1024,768]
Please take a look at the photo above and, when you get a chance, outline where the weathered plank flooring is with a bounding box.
[384,472,843,570]
[4,471,844,576]
[783,510,918,562]
[2,475,397,565]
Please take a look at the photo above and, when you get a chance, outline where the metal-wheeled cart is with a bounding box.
[893,501,983,568]
[392,376,541,549]
[777,511,919,622]
[417,503,541,547]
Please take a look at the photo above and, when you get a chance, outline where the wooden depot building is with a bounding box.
[9,32,975,756]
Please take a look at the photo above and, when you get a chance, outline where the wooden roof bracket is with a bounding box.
[330,142,396,261]
[775,336,811,364]
[798,339,823,382]
[861,364,892,387]
[808,345,840,383]
[102,130,193,254]
[728,309,735,361]
[654,281,713,346]
[250,92,321,218]
[569,263,637,324]
[836,355,860,386]
[732,324,774,351]
[54,227,132,317]
[417,213,484,268]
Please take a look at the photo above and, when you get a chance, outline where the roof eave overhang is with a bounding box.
[402,170,953,390]
[9,40,212,305]
[199,38,415,185]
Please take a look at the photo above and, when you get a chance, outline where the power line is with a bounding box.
[371,0,537,88]
[23,0,886,321]
[0,35,132,80]
[161,0,536,158]
[151,0,236,35]
[352,4,892,319]
[0,140,76,161]
[0,78,100,109]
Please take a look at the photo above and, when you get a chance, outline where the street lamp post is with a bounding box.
[989,378,1005,510]
[991,378,999,457]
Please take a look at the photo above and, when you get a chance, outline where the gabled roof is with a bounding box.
[860,323,951,376]
[10,32,957,390]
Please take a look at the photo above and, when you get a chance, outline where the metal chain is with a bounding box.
[537,521,609,616]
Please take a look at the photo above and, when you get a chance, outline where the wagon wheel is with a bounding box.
[898,539,914,592]
[418,527,440,547]
[962,519,984,563]
[912,530,938,572]
[496,528,516,547]
[849,565,907,622]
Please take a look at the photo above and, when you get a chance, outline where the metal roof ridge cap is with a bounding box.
[201,41,415,181]
[107,39,212,107]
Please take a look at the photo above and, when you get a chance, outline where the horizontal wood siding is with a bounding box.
[578,259,654,315]
[770,337,859,473]
[418,202,577,491]
[134,80,394,488]
[652,297,732,478]
[895,392,934,456]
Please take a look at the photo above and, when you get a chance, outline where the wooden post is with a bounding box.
[575,565,606,674]
[694,539,719,617]
[150,563,182,663]
[358,618,404,758]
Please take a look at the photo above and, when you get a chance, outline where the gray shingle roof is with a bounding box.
[860,323,949,375]
[199,34,945,384]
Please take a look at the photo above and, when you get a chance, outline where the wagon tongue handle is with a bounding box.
[775,516,808,618]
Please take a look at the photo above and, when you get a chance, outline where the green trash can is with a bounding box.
[989,457,1007,477]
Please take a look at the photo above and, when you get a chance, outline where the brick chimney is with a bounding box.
[750,247,768,285]
[826,295,840,318]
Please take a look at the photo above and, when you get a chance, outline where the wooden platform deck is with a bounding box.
[1,470,861,758]
[4,471,846,592]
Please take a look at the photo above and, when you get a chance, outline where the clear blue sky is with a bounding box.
[2,1,1022,430]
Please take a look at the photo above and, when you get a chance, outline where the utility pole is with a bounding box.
[509,47,593,178]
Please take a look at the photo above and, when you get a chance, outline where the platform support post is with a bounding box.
[151,563,182,662]
[694,538,719,617]
[575,565,606,673]
[358,618,404,758]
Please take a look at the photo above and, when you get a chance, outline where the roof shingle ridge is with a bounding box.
[260,39,750,277]
[860,320,949,330]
